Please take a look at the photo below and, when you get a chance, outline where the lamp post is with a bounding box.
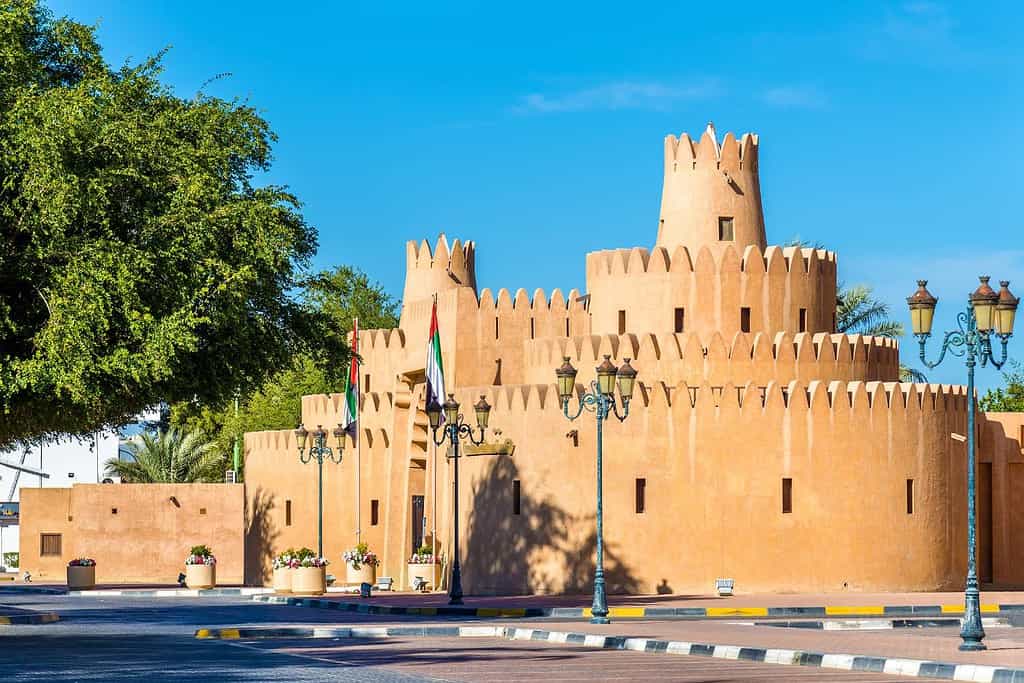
[907,277,1018,652]
[426,393,492,605]
[294,423,346,558]
[555,354,637,625]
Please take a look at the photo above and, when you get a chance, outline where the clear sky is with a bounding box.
[49,0,1023,389]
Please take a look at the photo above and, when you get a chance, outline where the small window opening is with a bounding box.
[364,373,371,393]
[285,500,292,526]
[674,308,685,334]
[719,217,735,241]
[635,478,646,514]
[495,317,499,340]
[906,479,914,514]
[111,507,118,515]
[530,318,535,339]
[618,310,626,335]
[40,533,62,556]
[565,319,570,337]
[782,478,792,514]
[512,480,521,515]
[371,499,380,526]
[799,308,807,333]
[740,307,751,333]
[199,508,207,515]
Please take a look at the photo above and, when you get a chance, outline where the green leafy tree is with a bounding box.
[104,428,223,483]
[980,361,1024,412]
[170,266,400,476]
[0,1,335,449]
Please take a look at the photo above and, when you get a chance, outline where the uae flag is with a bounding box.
[341,319,359,434]
[425,300,446,417]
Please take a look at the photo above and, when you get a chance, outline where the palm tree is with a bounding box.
[105,428,225,483]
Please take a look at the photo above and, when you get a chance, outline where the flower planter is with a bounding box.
[292,566,326,596]
[406,562,441,591]
[346,562,376,585]
[185,563,216,589]
[67,565,96,590]
[272,566,292,593]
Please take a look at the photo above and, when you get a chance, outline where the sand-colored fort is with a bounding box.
[243,124,1024,595]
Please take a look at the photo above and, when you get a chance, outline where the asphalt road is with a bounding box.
[0,593,920,682]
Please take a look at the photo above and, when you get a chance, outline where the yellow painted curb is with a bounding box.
[609,607,649,618]
[408,607,437,616]
[219,628,240,639]
[0,617,10,625]
[705,607,769,617]
[196,628,240,640]
[195,628,212,639]
[940,605,965,614]
[825,606,885,616]
[981,604,1000,613]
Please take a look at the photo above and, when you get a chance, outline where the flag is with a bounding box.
[425,300,446,416]
[341,319,359,434]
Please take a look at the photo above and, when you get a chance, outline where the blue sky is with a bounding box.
[50,0,1023,389]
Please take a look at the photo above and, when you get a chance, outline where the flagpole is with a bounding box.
[354,317,361,545]
[430,296,438,578]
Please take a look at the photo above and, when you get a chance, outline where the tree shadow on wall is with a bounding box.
[245,487,278,586]
[463,457,638,595]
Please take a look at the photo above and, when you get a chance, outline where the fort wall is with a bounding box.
[586,245,838,339]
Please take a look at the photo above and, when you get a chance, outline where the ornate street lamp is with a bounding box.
[555,355,637,625]
[427,393,491,605]
[294,423,346,558]
[907,277,1017,651]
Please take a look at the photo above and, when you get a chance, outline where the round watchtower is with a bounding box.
[656,122,766,257]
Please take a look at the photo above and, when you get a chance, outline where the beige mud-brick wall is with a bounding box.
[18,488,73,581]
[979,412,1024,586]
[20,484,244,584]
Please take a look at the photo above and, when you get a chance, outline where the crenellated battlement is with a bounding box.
[586,244,836,278]
[524,331,899,386]
[401,234,477,322]
[450,379,967,416]
[664,128,759,173]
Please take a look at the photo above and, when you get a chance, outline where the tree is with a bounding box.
[980,361,1024,413]
[104,428,223,483]
[169,266,400,476]
[0,1,333,449]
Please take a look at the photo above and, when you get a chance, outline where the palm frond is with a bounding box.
[899,365,928,383]
[104,428,223,483]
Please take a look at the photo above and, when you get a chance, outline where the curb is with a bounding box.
[0,612,60,625]
[251,595,1024,621]
[0,586,66,595]
[70,588,274,598]
[752,617,1011,631]
[195,624,1024,681]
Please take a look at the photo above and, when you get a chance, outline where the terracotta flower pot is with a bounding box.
[272,566,292,593]
[292,566,326,596]
[185,563,216,589]
[406,562,441,591]
[346,562,376,585]
[67,565,96,591]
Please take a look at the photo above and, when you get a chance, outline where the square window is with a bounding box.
[199,508,207,515]
[719,217,735,241]
[40,533,61,556]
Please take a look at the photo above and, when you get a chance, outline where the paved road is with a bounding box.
[0,593,929,681]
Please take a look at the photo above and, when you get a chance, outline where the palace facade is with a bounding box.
[244,124,1024,595]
